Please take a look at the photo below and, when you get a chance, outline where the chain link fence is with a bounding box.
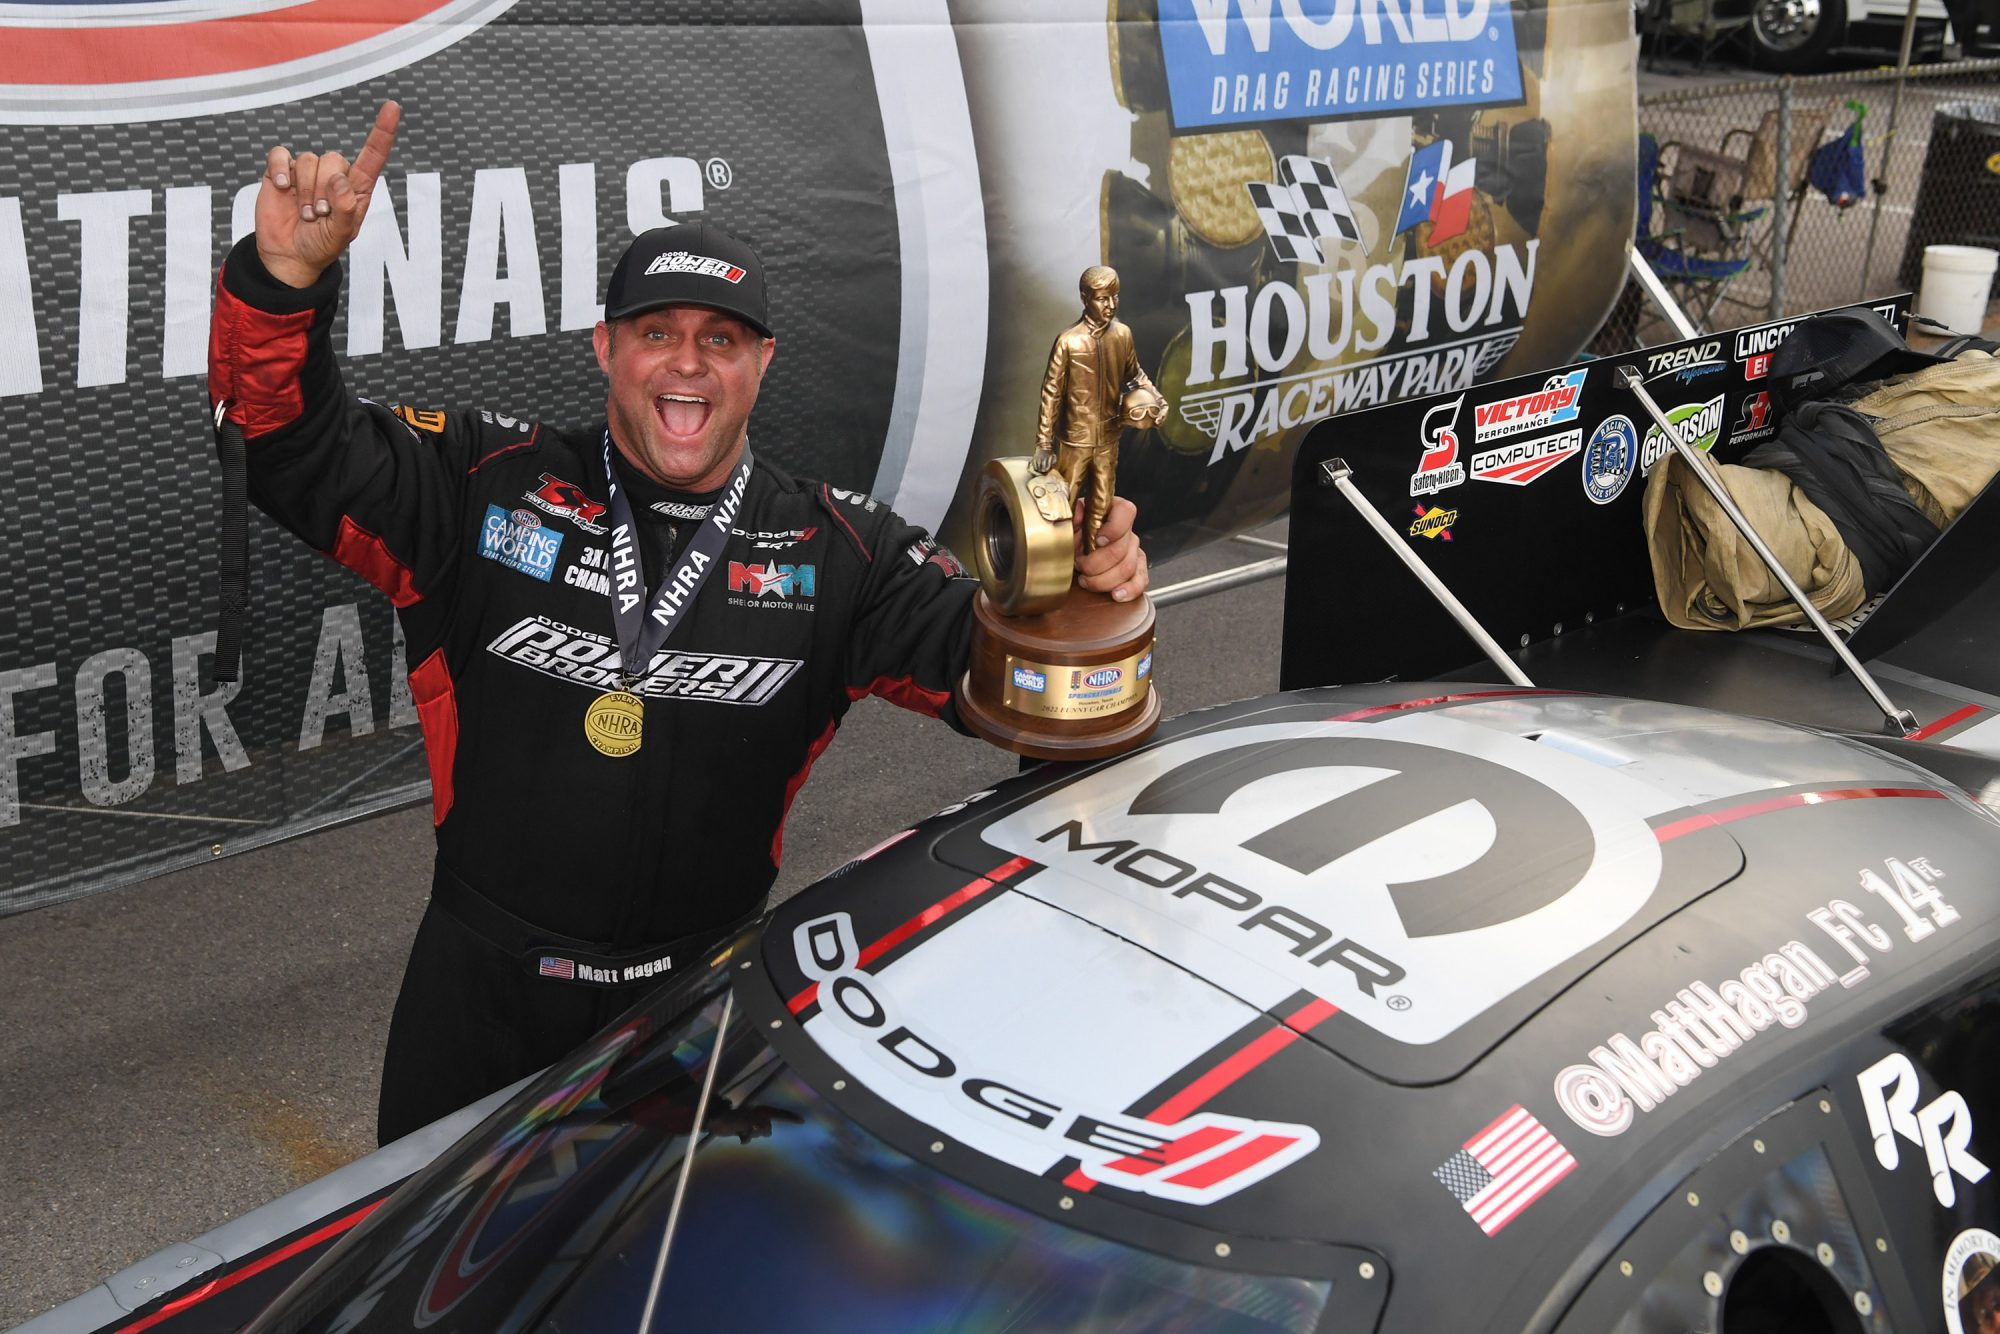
[1592,58,2000,352]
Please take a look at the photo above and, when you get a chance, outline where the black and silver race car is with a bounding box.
[24,313,2000,1334]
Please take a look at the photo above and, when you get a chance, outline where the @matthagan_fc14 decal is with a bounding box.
[978,716,1669,1046]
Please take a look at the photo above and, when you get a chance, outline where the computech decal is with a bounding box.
[1580,415,1637,505]
[486,615,800,704]
[1639,396,1725,474]
[978,714,1673,1046]
[1553,854,1963,1137]
[1409,395,1467,496]
[1471,427,1581,486]
[791,908,1320,1205]
[1180,242,1536,464]
[1472,368,1586,444]
[1155,0,1523,131]
[0,0,521,124]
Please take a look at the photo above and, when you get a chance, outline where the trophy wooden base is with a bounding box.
[958,586,1161,761]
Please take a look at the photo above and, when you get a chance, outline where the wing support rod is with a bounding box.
[1318,458,1536,689]
[1614,366,1919,736]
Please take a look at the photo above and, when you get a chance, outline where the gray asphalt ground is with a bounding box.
[0,521,1289,1325]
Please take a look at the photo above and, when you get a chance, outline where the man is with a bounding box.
[209,103,1150,1142]
[1032,265,1165,550]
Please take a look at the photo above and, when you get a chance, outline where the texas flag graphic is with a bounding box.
[1395,139,1478,245]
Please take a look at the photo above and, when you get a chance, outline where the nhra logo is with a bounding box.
[1410,396,1467,496]
[727,561,816,601]
[525,475,608,535]
[0,1,521,125]
[1074,667,1124,691]
[1473,370,1587,443]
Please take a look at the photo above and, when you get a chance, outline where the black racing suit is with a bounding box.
[209,237,978,1141]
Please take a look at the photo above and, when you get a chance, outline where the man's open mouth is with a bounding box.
[656,393,711,437]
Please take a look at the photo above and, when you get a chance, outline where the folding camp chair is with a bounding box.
[1718,100,1835,281]
[1634,132,1760,330]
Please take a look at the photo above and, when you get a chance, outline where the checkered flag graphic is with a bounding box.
[1248,156,1361,264]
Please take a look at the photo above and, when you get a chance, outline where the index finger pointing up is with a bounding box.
[348,100,402,197]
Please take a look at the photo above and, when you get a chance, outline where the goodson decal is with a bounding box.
[980,715,1669,1045]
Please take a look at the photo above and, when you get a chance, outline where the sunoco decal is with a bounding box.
[1554,855,1963,1137]
[1156,0,1524,130]
[793,911,1319,1205]
[1410,504,1457,540]
[979,715,1669,1046]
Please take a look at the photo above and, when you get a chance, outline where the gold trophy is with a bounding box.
[957,266,1167,760]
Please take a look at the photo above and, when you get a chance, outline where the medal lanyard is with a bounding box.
[599,429,752,686]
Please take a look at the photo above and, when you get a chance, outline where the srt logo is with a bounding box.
[982,716,1663,1045]
[1857,1053,1989,1207]
[1737,392,1772,433]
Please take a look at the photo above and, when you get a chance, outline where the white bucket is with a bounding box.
[1916,244,1998,337]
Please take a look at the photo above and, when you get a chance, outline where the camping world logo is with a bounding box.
[0,0,521,125]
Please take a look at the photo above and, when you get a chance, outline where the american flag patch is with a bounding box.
[1434,1105,1576,1236]
[538,955,576,980]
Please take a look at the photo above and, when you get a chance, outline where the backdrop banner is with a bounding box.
[0,0,1636,912]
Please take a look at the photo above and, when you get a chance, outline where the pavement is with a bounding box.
[0,520,1292,1326]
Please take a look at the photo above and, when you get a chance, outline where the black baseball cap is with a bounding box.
[1769,305,1943,408]
[604,221,772,337]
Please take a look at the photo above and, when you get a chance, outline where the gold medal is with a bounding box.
[584,690,645,757]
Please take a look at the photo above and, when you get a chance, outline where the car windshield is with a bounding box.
[248,966,1334,1333]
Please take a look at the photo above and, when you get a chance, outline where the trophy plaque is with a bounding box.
[956,265,1165,761]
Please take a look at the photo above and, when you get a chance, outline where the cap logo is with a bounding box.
[642,251,747,283]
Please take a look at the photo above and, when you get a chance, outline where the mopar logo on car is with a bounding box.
[479,505,562,581]
[1012,666,1047,693]
[1155,0,1522,129]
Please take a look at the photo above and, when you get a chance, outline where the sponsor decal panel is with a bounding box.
[1472,369,1587,444]
[980,716,1670,1045]
[1433,1105,1577,1236]
[1639,396,1725,473]
[1155,0,1524,130]
[487,615,800,704]
[1470,427,1582,486]
[794,911,1319,1205]
[1580,415,1637,505]
[1553,855,1962,1137]
[1410,504,1457,540]
[478,505,563,581]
